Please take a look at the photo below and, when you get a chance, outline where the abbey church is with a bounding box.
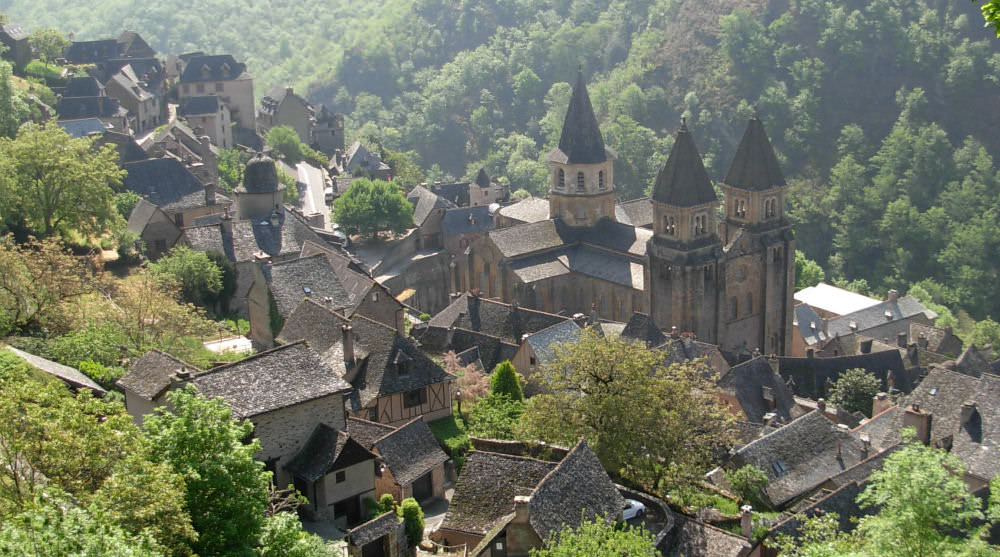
[464,72,795,356]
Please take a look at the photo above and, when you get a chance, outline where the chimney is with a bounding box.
[205,181,217,206]
[907,343,919,365]
[806,348,815,359]
[740,505,753,539]
[445,325,456,348]
[762,412,777,427]
[752,347,761,358]
[897,332,907,348]
[670,326,679,339]
[590,302,598,325]
[887,289,899,303]
[817,398,826,412]
[767,353,779,375]
[395,307,406,336]
[859,339,873,354]
[513,495,532,525]
[342,324,355,368]
[961,401,977,426]
[902,403,931,444]
[450,292,461,302]
[860,433,871,456]
[872,392,891,416]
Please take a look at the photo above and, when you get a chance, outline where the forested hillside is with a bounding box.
[4,0,1000,322]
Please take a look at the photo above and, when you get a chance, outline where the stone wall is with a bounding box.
[252,393,346,488]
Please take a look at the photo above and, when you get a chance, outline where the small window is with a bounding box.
[403,388,426,408]
[215,82,223,92]
[576,172,585,192]
[735,199,747,218]
[371,291,379,302]
[529,356,537,366]
[335,470,346,483]
[663,215,676,236]
[598,170,605,189]
[174,213,184,227]
[557,169,565,188]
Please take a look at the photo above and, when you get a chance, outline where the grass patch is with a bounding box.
[428,412,471,472]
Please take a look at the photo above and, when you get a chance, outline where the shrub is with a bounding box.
[428,415,471,471]
[419,313,431,322]
[398,498,424,547]
[24,60,64,85]
[724,465,768,508]
[490,360,523,401]
[78,359,126,391]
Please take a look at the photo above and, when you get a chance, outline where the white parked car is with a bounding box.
[622,499,646,521]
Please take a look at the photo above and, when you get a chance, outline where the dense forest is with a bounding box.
[4,0,1000,323]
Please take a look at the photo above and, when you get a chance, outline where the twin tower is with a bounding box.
[549,72,795,355]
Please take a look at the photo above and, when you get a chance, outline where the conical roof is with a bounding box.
[651,122,717,207]
[552,71,607,164]
[475,168,490,188]
[724,116,785,191]
[241,152,279,194]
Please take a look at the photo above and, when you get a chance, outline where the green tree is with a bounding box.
[257,512,336,557]
[28,28,69,62]
[266,125,307,163]
[332,178,412,237]
[216,148,245,193]
[724,465,768,508]
[969,318,1000,351]
[520,329,737,491]
[530,516,657,556]
[827,368,881,417]
[115,191,142,219]
[0,58,28,138]
[795,251,825,290]
[149,246,223,307]
[0,235,90,335]
[398,497,424,547]
[490,360,523,401]
[466,394,523,440]
[0,122,124,239]
[382,148,426,188]
[978,1,1000,37]
[143,386,271,556]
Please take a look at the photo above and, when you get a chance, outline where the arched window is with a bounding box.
[576,172,585,192]
[663,215,676,236]
[598,171,605,189]
[557,169,565,188]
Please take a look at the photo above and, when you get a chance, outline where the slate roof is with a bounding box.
[64,39,121,64]
[439,451,556,535]
[528,439,624,541]
[56,96,123,120]
[179,95,221,116]
[190,341,352,419]
[346,511,401,548]
[778,350,908,399]
[372,417,449,486]
[660,337,733,377]
[92,58,165,88]
[57,118,107,138]
[6,346,106,394]
[826,296,936,339]
[239,152,281,194]
[769,481,867,540]
[616,198,653,228]
[724,116,785,191]
[732,410,868,508]
[652,123,718,207]
[851,406,899,453]
[64,76,105,98]
[266,255,356,318]
[230,210,323,262]
[442,206,493,237]
[179,54,248,83]
[509,245,645,289]
[548,71,611,165]
[116,349,201,400]
[346,416,397,449]
[284,424,375,483]
[276,298,351,349]
[408,185,455,228]
[496,197,550,225]
[793,304,828,346]
[621,312,667,347]
[183,223,233,261]
[670,516,752,557]
[717,356,797,423]
[0,23,28,41]
[490,220,565,258]
[910,322,963,357]
[347,316,455,407]
[524,320,583,368]
[951,344,994,378]
[108,69,154,102]
[117,31,157,58]
[123,158,205,210]
[430,181,472,207]
[427,293,569,345]
[343,142,390,173]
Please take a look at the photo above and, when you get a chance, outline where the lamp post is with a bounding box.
[455,389,462,421]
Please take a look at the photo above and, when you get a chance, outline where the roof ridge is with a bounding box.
[144,348,204,372]
[468,449,561,468]
[372,416,424,446]
[194,340,307,376]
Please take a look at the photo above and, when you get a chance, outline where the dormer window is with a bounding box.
[220,63,231,77]
[576,172,585,192]
[200,65,210,78]
[557,169,565,189]
[598,171,605,189]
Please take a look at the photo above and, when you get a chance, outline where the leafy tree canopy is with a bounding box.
[827,368,881,417]
[149,245,223,307]
[332,178,412,237]
[530,516,657,557]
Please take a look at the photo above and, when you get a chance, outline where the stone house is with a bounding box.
[429,169,504,208]
[284,423,378,526]
[436,439,623,555]
[56,96,129,133]
[63,39,121,64]
[116,30,156,58]
[0,22,30,72]
[178,96,232,149]
[467,72,795,357]
[188,341,353,488]
[313,104,346,156]
[345,512,408,557]
[257,86,313,143]
[334,141,391,180]
[178,54,255,131]
[123,157,231,232]
[103,63,165,134]
[511,319,582,388]
[347,416,450,504]
[142,120,219,185]
[117,349,203,426]
[716,355,799,425]
[777,349,910,400]
[126,198,185,259]
[407,185,456,250]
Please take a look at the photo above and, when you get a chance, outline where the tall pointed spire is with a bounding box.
[724,115,785,191]
[553,70,607,164]
[651,122,717,207]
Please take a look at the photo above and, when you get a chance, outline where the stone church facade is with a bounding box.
[465,73,795,356]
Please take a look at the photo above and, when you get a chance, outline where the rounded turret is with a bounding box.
[240,152,281,193]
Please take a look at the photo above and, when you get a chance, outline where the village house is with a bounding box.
[100,59,167,134]
[333,141,392,180]
[141,120,219,185]
[5,346,105,396]
[56,94,129,133]
[0,22,30,72]
[63,39,121,64]
[178,96,232,149]
[510,319,582,389]
[435,439,623,555]
[117,349,203,426]
[313,104,346,156]
[257,86,313,143]
[126,199,184,259]
[346,416,450,504]
[717,355,799,425]
[345,512,408,557]
[177,54,256,133]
